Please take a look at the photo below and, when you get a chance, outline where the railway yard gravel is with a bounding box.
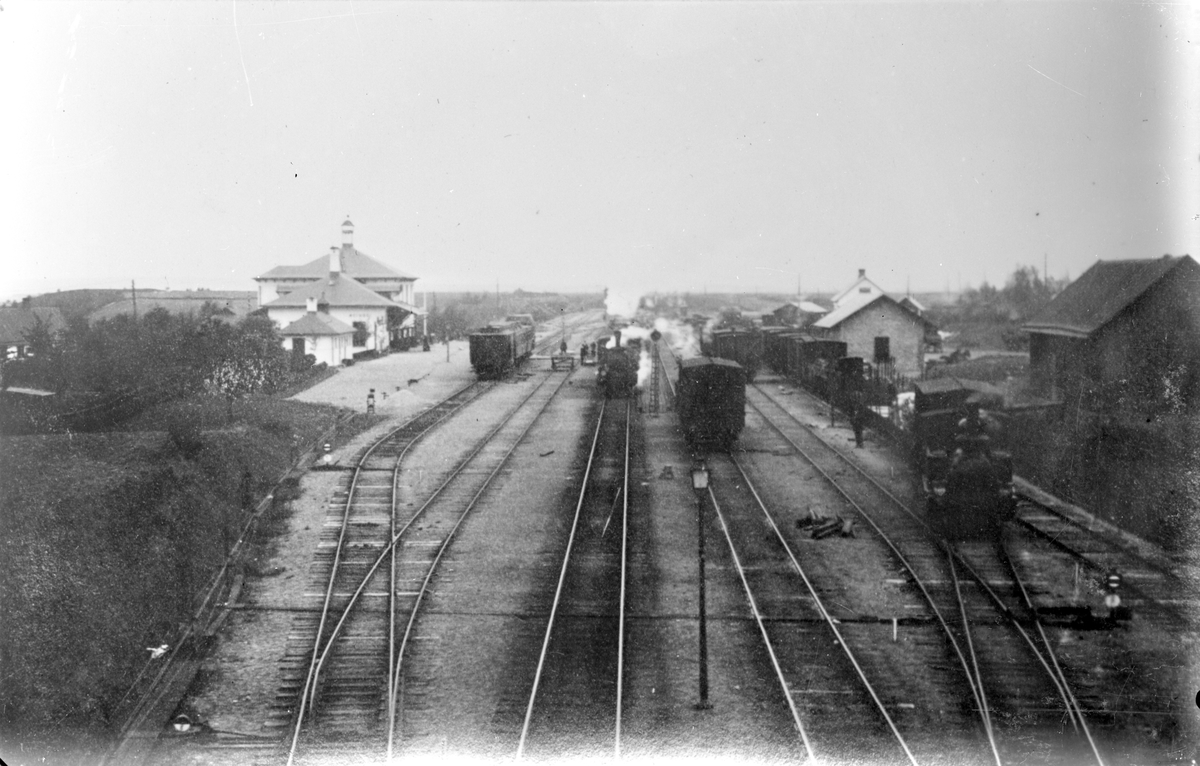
[150,339,1200,766]
[153,343,476,766]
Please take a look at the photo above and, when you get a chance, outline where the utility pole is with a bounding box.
[131,280,138,322]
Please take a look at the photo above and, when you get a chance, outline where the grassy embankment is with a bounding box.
[0,393,357,760]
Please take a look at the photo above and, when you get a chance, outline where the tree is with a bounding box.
[205,316,287,421]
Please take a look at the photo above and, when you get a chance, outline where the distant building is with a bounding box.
[88,290,257,323]
[1023,254,1200,409]
[257,219,424,359]
[811,288,932,380]
[770,300,828,328]
[897,295,926,317]
[0,307,66,360]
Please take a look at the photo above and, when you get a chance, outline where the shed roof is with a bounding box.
[1023,255,1195,338]
[256,246,417,281]
[774,300,829,315]
[0,307,66,344]
[264,272,397,309]
[279,312,354,336]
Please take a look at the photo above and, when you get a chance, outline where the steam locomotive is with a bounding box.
[596,330,639,399]
[911,378,1015,539]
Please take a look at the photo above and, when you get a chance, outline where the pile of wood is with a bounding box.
[795,507,856,539]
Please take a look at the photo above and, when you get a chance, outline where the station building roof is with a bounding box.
[279,312,354,336]
[264,273,398,309]
[257,247,417,282]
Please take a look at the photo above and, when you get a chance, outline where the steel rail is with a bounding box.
[744,392,995,758]
[947,550,997,755]
[292,384,482,724]
[308,375,558,709]
[703,483,816,761]
[773,388,1086,738]
[513,399,613,759]
[953,546,1105,766]
[282,381,521,764]
[755,383,1103,765]
[388,368,578,759]
[615,398,631,758]
[725,456,915,765]
[1010,499,1184,626]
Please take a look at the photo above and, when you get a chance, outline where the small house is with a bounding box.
[277,298,355,368]
[811,292,931,380]
[0,307,66,360]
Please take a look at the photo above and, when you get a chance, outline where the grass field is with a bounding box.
[0,392,346,757]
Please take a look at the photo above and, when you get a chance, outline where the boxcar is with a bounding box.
[676,357,746,450]
[761,328,802,375]
[787,337,847,399]
[469,321,536,378]
[710,328,762,381]
[912,378,1014,539]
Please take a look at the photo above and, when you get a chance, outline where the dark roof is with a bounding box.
[279,312,354,336]
[1023,255,1195,338]
[256,246,417,281]
[264,272,397,309]
[0,307,66,344]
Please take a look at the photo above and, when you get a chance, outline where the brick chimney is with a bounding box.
[329,246,341,274]
[858,268,866,278]
[306,296,317,314]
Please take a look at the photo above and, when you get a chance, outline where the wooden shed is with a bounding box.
[1023,254,1200,410]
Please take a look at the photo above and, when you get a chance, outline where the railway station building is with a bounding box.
[256,219,425,363]
[810,291,932,381]
[1023,254,1200,412]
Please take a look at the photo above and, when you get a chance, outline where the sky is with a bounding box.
[2,1,1197,303]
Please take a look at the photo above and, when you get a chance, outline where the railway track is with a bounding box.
[705,457,927,763]
[533,310,608,356]
[516,397,634,758]
[742,382,1105,765]
[275,369,574,764]
[1010,494,1188,624]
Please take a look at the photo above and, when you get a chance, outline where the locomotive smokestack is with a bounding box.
[614,329,622,348]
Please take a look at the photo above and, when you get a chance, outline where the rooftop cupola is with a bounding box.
[341,217,354,247]
[329,246,341,274]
